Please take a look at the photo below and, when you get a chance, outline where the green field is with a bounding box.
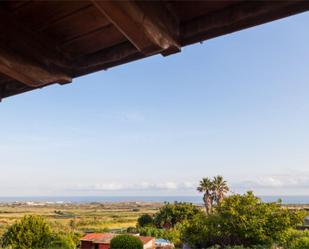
[0,202,162,237]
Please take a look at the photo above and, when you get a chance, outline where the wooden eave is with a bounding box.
[0,0,308,100]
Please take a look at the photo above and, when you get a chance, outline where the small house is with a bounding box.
[80,233,155,249]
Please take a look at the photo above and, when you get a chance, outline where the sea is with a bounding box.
[0,196,308,204]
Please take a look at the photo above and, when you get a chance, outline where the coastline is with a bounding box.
[0,195,308,205]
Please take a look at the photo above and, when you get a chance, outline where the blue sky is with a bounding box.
[1,12,309,196]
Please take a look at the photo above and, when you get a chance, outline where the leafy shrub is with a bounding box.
[139,226,165,238]
[182,192,306,248]
[139,225,182,246]
[1,215,53,249]
[110,234,143,249]
[290,236,309,249]
[281,229,309,249]
[127,226,138,233]
[0,215,79,249]
[154,202,203,229]
[49,233,76,249]
[137,214,153,227]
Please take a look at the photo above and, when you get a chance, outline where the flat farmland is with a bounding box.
[0,202,162,236]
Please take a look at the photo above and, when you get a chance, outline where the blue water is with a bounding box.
[0,196,308,204]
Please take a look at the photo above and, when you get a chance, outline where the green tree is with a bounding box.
[197,177,214,214]
[110,234,143,249]
[139,224,182,246]
[212,175,229,204]
[154,202,203,229]
[127,226,138,234]
[1,215,53,249]
[281,229,309,249]
[197,176,229,214]
[290,237,309,249]
[49,233,76,249]
[182,192,306,248]
[137,214,154,227]
[215,192,305,246]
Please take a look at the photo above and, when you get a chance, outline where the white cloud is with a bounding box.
[233,172,309,188]
[230,170,309,195]
[71,181,196,193]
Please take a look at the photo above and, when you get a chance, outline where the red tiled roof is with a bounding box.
[139,236,154,244]
[80,233,115,243]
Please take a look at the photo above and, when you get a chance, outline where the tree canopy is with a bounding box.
[110,235,143,249]
[154,202,203,229]
[1,215,53,249]
[0,215,76,249]
[182,192,306,248]
[137,214,154,227]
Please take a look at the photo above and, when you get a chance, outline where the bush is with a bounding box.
[154,202,203,229]
[290,236,309,249]
[281,229,309,249]
[110,234,143,249]
[0,215,79,249]
[139,224,182,246]
[49,233,76,249]
[127,226,138,234]
[137,214,154,227]
[1,215,53,249]
[182,192,306,248]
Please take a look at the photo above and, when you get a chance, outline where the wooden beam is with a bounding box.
[74,42,142,76]
[91,0,180,55]
[0,83,4,102]
[0,7,72,87]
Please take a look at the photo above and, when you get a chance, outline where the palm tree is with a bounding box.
[197,178,214,214]
[212,175,229,204]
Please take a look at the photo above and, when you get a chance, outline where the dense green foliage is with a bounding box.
[1,215,53,249]
[154,202,203,229]
[0,215,77,249]
[137,214,154,227]
[49,233,76,249]
[280,229,309,249]
[110,234,143,249]
[136,202,202,246]
[139,225,182,245]
[137,202,203,246]
[182,192,306,248]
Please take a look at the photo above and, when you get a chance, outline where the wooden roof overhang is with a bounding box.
[0,0,308,99]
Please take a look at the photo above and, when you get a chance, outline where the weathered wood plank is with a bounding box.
[0,7,72,87]
[91,0,180,55]
[61,25,127,59]
[13,1,91,32]
[41,5,110,45]
[74,42,141,76]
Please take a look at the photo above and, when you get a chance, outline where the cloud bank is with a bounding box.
[71,181,196,193]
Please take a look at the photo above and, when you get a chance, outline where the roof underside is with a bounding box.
[0,0,308,99]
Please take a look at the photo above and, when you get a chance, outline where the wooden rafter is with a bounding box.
[74,42,142,76]
[0,7,72,87]
[1,0,309,99]
[91,0,180,55]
